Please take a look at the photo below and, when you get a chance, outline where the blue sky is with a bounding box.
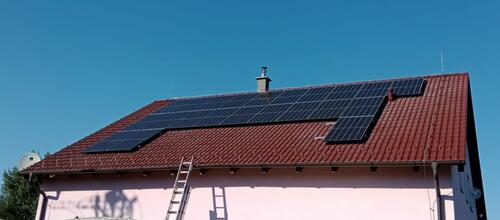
[1,0,498,217]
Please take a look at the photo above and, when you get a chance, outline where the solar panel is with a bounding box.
[308,99,350,119]
[326,87,361,99]
[155,104,200,113]
[308,108,346,120]
[250,112,284,123]
[232,106,264,115]
[222,114,256,125]
[274,89,310,96]
[298,93,330,102]
[105,130,163,141]
[198,102,225,109]
[194,116,227,127]
[324,116,374,142]
[141,112,188,121]
[356,82,391,98]
[105,139,149,152]
[208,108,239,117]
[122,120,173,131]
[341,97,386,117]
[183,110,216,119]
[279,110,313,122]
[220,100,251,108]
[85,77,426,153]
[391,78,425,96]
[245,95,275,106]
[270,95,302,104]
[229,93,258,101]
[356,88,387,97]
[261,104,293,112]
[84,130,162,153]
[169,118,199,128]
[305,86,336,94]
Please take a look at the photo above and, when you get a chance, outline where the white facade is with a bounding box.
[35,165,477,220]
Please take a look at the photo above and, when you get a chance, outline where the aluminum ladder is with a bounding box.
[165,156,193,220]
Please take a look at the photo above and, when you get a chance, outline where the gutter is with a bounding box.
[21,160,465,176]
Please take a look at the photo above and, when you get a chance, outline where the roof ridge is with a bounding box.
[154,72,468,102]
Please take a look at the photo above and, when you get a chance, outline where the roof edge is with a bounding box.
[21,160,465,175]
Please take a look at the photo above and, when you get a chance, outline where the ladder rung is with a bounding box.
[167,157,192,218]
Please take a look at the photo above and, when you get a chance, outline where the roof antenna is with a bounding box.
[440,50,445,73]
[169,80,174,98]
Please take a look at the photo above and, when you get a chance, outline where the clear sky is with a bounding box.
[1,0,499,218]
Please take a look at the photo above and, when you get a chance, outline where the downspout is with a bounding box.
[37,188,48,220]
[431,162,444,220]
[32,173,48,220]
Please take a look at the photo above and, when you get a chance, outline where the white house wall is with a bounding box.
[450,148,479,220]
[36,167,457,220]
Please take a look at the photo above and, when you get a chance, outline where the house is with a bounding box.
[22,70,487,220]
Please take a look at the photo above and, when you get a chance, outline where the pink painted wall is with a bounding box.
[36,167,463,220]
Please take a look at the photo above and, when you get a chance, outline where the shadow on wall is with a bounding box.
[209,187,228,220]
[48,189,138,219]
[92,190,138,218]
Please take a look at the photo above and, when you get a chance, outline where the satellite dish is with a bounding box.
[18,152,41,171]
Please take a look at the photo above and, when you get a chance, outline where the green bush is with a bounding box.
[0,168,39,220]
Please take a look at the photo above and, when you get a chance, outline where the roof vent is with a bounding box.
[387,88,395,101]
[256,66,271,93]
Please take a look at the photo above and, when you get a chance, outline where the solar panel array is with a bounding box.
[84,78,425,153]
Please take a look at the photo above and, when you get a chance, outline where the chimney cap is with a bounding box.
[260,66,268,77]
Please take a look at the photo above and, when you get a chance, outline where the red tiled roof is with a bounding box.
[24,73,469,174]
